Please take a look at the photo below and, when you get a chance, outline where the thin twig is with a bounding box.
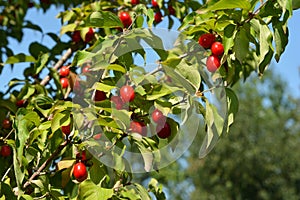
[1,164,13,182]
[23,139,71,189]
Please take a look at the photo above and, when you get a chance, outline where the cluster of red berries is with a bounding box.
[72,28,94,44]
[118,0,176,29]
[59,65,70,89]
[198,33,224,72]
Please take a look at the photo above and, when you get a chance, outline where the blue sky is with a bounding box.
[0,5,299,97]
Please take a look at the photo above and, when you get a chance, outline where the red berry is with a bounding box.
[120,85,135,102]
[131,0,139,5]
[85,28,94,43]
[93,133,102,140]
[111,96,124,110]
[151,109,166,124]
[61,124,71,135]
[0,145,11,157]
[168,5,175,15]
[206,55,221,72]
[60,66,70,77]
[152,0,159,7]
[130,121,147,136]
[76,150,87,161]
[82,65,90,74]
[119,11,132,28]
[211,42,224,56]
[156,122,171,139]
[94,90,107,101]
[73,162,88,182]
[60,77,69,88]
[154,12,163,23]
[2,119,11,129]
[16,99,26,107]
[72,31,81,43]
[198,33,216,49]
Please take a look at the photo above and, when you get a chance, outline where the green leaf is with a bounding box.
[93,82,116,93]
[273,20,289,62]
[84,11,122,28]
[133,183,151,200]
[223,24,236,54]
[225,88,239,131]
[5,53,36,64]
[233,27,249,63]
[205,0,251,11]
[60,23,76,35]
[78,180,113,200]
[34,53,49,75]
[72,51,96,67]
[293,0,300,9]
[51,111,70,133]
[29,42,50,59]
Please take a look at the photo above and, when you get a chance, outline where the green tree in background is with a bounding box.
[186,71,300,200]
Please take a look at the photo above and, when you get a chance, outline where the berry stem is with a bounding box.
[1,164,13,182]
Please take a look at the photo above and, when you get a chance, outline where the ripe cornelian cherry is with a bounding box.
[120,85,135,102]
[130,121,147,136]
[206,55,221,72]
[211,42,224,56]
[82,65,90,73]
[119,11,132,28]
[152,0,159,7]
[16,99,26,107]
[72,30,81,43]
[60,77,69,88]
[2,119,11,129]
[93,133,102,140]
[198,33,216,49]
[85,28,94,43]
[111,96,124,110]
[154,12,163,23]
[61,124,71,135]
[131,0,139,5]
[60,66,70,77]
[152,109,166,124]
[168,5,175,15]
[0,145,11,157]
[94,90,107,101]
[156,122,171,139]
[73,162,88,182]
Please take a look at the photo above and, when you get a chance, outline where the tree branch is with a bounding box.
[23,139,71,189]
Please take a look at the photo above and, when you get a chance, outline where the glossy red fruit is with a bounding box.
[16,99,26,107]
[198,33,216,49]
[73,162,88,182]
[152,0,159,7]
[156,122,171,139]
[2,119,11,129]
[94,90,107,101]
[93,133,102,140]
[168,5,175,15]
[85,28,94,43]
[130,121,147,136]
[1,145,11,157]
[72,30,81,43]
[60,66,70,77]
[120,85,135,102]
[119,11,132,28]
[82,65,90,74]
[154,12,163,23]
[211,41,224,56]
[111,96,124,110]
[61,124,71,135]
[206,55,221,72]
[131,0,139,5]
[60,77,69,88]
[151,109,166,124]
